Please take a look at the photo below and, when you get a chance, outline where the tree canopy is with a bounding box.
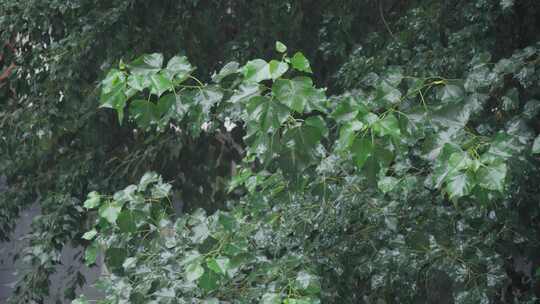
[1,0,540,303]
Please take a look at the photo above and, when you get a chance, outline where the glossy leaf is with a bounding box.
[276,41,287,53]
[246,96,290,134]
[243,59,272,83]
[212,61,240,82]
[261,293,282,304]
[98,201,124,224]
[229,83,261,104]
[207,256,230,275]
[533,135,540,154]
[149,72,173,97]
[477,162,507,192]
[269,60,289,80]
[272,77,324,113]
[372,114,400,138]
[186,262,205,282]
[166,55,193,80]
[129,100,158,129]
[83,191,101,209]
[84,243,98,266]
[291,52,312,73]
[128,53,163,76]
[81,229,97,240]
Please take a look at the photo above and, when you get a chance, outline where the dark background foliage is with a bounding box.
[1,0,540,303]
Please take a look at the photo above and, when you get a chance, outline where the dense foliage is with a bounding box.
[1,0,540,303]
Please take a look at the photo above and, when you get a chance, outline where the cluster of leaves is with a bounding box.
[75,31,540,303]
[0,1,389,300]
[97,44,326,177]
[2,0,540,303]
[334,1,540,301]
[77,172,320,304]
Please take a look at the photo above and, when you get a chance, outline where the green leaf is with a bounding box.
[291,52,312,73]
[99,70,127,123]
[149,72,173,97]
[156,93,176,117]
[532,135,540,154]
[522,99,540,120]
[351,136,373,169]
[448,151,472,172]
[243,59,272,83]
[331,98,360,123]
[139,172,160,191]
[185,262,205,282]
[199,268,219,291]
[378,176,399,194]
[268,60,289,80]
[279,121,324,172]
[151,182,172,198]
[105,248,127,272]
[207,256,230,275]
[440,84,464,103]
[445,172,473,199]
[261,293,282,304]
[406,77,425,96]
[195,86,224,113]
[242,59,288,83]
[335,121,363,151]
[129,100,158,129]
[485,132,522,160]
[284,298,320,304]
[166,55,193,80]
[276,41,287,53]
[100,69,125,94]
[431,98,477,131]
[433,149,473,188]
[245,131,281,164]
[82,229,97,240]
[191,222,210,244]
[229,83,261,104]
[383,66,403,87]
[272,77,324,113]
[218,212,237,231]
[294,271,321,295]
[477,162,507,192]
[100,90,126,111]
[117,210,138,233]
[212,61,239,82]
[500,0,514,10]
[83,191,101,209]
[98,201,124,224]
[375,80,401,105]
[305,115,328,138]
[84,242,98,266]
[432,144,463,187]
[128,53,163,76]
[362,112,379,126]
[72,296,90,304]
[127,74,150,91]
[372,114,400,138]
[122,257,137,270]
[113,185,137,203]
[246,96,290,133]
[180,251,202,266]
[502,88,519,111]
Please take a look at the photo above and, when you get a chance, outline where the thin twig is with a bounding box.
[379,1,397,41]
